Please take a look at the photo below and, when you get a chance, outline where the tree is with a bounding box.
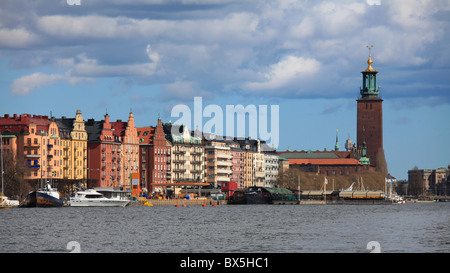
[2,150,33,201]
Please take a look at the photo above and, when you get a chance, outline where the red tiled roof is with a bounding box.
[136,126,155,144]
[289,158,363,166]
[110,121,127,137]
[0,114,51,134]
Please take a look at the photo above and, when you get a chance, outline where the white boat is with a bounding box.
[69,189,129,207]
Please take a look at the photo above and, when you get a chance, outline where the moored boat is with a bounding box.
[20,183,63,207]
[69,189,129,207]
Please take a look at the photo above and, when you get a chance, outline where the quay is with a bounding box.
[128,198,227,206]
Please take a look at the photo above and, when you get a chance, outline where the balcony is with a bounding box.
[173,168,186,173]
[173,150,186,154]
[217,161,231,166]
[25,154,40,158]
[173,159,186,164]
[217,176,230,182]
[217,153,231,159]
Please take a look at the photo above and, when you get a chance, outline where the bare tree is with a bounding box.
[2,150,33,201]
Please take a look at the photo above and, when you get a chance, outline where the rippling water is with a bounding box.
[1,203,449,253]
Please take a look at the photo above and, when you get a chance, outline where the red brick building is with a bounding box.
[85,113,121,187]
[278,150,371,176]
[137,117,172,194]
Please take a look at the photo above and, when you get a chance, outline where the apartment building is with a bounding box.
[137,117,172,194]
[85,112,122,188]
[0,114,61,182]
[163,124,205,185]
[55,109,88,182]
[111,111,139,187]
[205,140,231,189]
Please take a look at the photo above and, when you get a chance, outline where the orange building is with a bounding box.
[0,114,61,182]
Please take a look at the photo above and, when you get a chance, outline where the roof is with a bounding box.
[289,158,363,166]
[54,118,75,139]
[136,126,156,144]
[0,114,51,135]
[110,121,127,138]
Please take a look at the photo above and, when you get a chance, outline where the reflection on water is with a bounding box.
[1,203,449,253]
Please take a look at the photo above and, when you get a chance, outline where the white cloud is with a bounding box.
[10,73,64,96]
[146,44,160,63]
[243,56,321,92]
[0,27,37,48]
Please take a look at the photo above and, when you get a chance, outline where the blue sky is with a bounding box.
[1,0,449,180]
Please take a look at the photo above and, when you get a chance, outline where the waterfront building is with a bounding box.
[228,141,244,192]
[111,111,139,187]
[204,139,231,190]
[55,109,88,182]
[163,123,206,187]
[278,150,369,176]
[235,138,265,188]
[408,166,450,196]
[0,114,61,182]
[357,50,385,169]
[85,112,121,188]
[137,117,172,194]
[264,151,279,187]
[254,140,265,187]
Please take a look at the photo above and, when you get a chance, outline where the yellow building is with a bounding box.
[55,109,88,182]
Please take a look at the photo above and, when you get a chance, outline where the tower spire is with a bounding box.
[335,129,340,151]
[360,45,379,97]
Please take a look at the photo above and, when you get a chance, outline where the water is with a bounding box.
[1,203,449,253]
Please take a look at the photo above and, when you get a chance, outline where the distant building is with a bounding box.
[408,166,450,196]
[278,150,370,176]
[228,141,244,194]
[264,151,279,187]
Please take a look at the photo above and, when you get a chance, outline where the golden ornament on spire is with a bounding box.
[364,45,377,72]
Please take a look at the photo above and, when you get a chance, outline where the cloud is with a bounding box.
[0,27,37,48]
[10,73,64,96]
[2,0,450,102]
[242,56,321,92]
[160,80,213,101]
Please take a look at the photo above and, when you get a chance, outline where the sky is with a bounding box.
[0,0,449,180]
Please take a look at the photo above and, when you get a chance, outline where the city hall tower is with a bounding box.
[357,46,385,171]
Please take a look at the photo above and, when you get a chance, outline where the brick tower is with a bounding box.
[357,46,384,169]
